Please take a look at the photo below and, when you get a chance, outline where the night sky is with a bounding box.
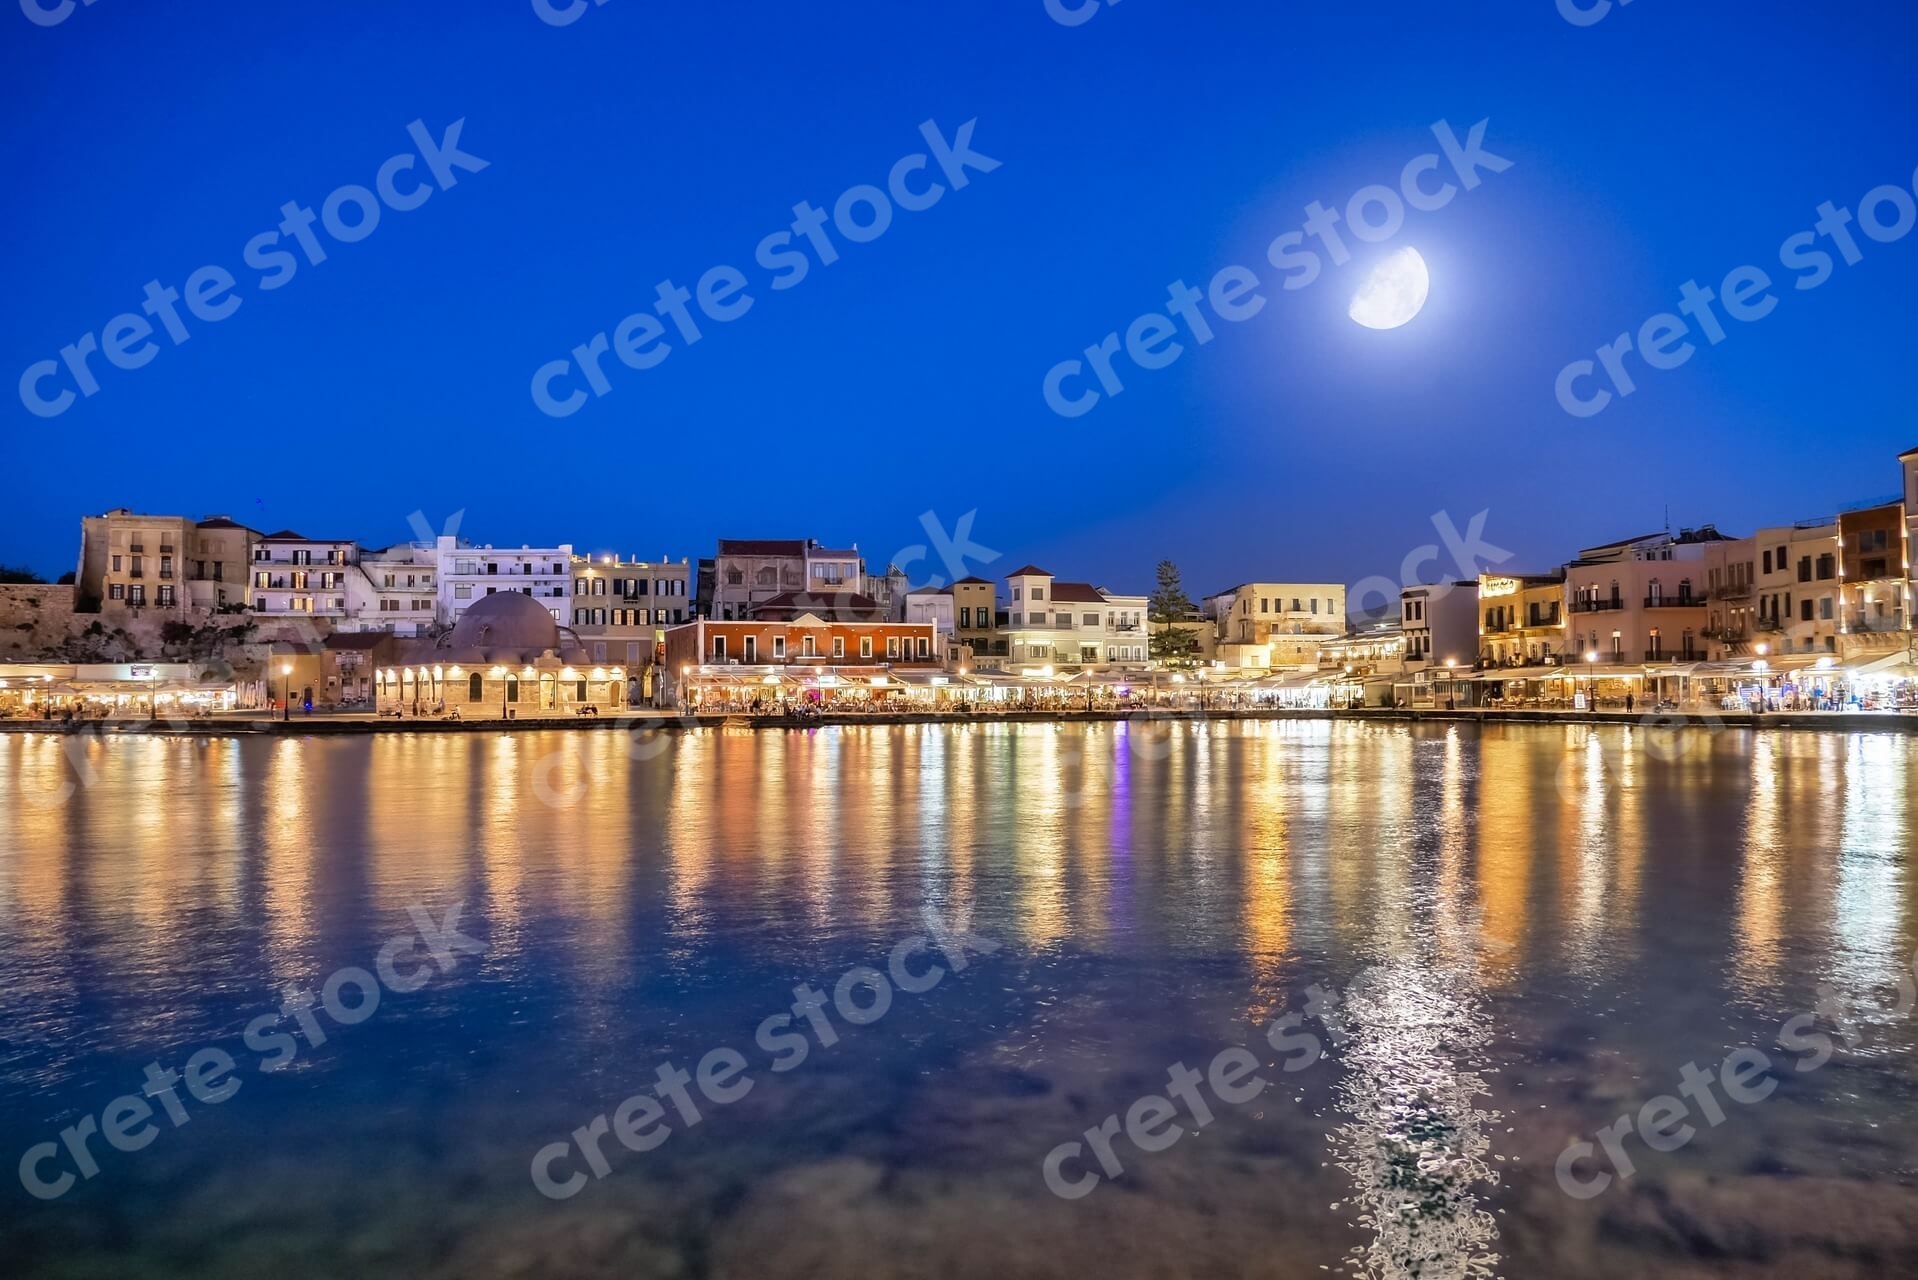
[3,0,1914,593]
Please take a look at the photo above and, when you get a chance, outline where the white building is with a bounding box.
[250,531,357,621]
[343,543,440,636]
[1001,566,1149,670]
[436,536,573,626]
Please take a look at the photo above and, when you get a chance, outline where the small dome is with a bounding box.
[447,591,562,653]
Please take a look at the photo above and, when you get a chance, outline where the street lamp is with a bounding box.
[280,662,293,722]
[1584,649,1599,713]
[1444,656,1458,710]
[1752,642,1769,715]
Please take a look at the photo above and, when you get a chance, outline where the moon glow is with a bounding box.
[1349,246,1431,330]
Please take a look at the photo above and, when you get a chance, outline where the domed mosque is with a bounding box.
[376,591,630,718]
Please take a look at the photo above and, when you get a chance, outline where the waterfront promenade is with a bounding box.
[5,705,1917,736]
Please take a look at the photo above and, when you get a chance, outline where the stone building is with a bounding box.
[378,590,629,718]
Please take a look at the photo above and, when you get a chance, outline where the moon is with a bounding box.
[1349,246,1430,330]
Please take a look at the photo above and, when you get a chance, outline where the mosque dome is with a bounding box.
[445,591,562,654]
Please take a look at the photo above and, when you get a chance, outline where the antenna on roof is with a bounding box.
[1664,504,1670,534]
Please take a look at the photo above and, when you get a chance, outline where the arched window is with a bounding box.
[756,567,777,586]
[468,673,483,700]
[505,676,519,704]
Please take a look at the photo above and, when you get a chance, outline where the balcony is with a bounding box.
[1847,613,1909,634]
[1710,583,1753,601]
[1643,595,1702,609]
[1644,650,1704,663]
[128,569,144,579]
[1569,598,1624,613]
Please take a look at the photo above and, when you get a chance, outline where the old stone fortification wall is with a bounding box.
[0,586,268,663]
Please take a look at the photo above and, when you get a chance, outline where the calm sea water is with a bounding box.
[1,720,1915,1279]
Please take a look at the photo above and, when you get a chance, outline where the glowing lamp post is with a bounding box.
[1752,643,1769,715]
[280,662,293,722]
[1585,649,1599,713]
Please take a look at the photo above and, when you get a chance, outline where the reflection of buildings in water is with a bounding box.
[1734,733,1787,996]
[1554,726,1647,977]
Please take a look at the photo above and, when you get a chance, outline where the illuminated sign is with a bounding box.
[1480,577,1520,598]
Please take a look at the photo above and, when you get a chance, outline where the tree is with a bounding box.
[1148,559,1200,669]
[0,565,47,584]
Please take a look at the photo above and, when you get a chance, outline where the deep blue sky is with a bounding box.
[3,0,1914,594]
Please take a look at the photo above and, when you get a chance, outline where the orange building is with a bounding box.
[662,614,940,706]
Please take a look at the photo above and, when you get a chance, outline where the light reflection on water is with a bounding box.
[0,722,1916,1279]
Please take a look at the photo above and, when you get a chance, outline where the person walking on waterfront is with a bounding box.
[1624,692,1634,713]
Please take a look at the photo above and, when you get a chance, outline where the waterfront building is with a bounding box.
[1564,527,1726,667]
[435,536,573,626]
[251,531,357,622]
[186,517,257,612]
[0,661,236,715]
[1747,520,1840,659]
[1475,572,1566,668]
[1000,566,1148,670]
[711,539,818,619]
[660,614,940,705]
[378,591,627,718]
[1838,500,1910,661]
[76,509,203,615]
[863,561,910,621]
[905,585,957,660]
[569,554,690,693]
[1317,621,1404,705]
[1399,582,1478,706]
[1702,534,1759,659]
[1202,582,1347,669]
[344,543,439,636]
[1905,446,1918,605]
[950,576,1002,666]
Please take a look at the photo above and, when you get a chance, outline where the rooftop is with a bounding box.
[718,539,808,558]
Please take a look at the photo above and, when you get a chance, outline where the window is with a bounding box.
[1291,598,1302,611]
[959,606,971,629]
[1797,556,1812,583]
[802,635,817,657]
[726,569,743,585]
[454,584,472,600]
[744,636,757,663]
[1260,598,1268,613]
[1083,613,1099,627]
[713,636,727,660]
[917,637,930,658]
[861,637,873,658]
[887,637,899,658]
[111,554,122,571]
[505,676,519,703]
[1032,587,1045,600]
[1816,554,1835,580]
[773,636,786,659]
[1310,599,1319,613]
[468,673,483,699]
[1800,598,1814,622]
[833,637,845,659]
[129,586,145,606]
[1820,596,1834,620]
[109,583,125,600]
[577,680,588,701]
